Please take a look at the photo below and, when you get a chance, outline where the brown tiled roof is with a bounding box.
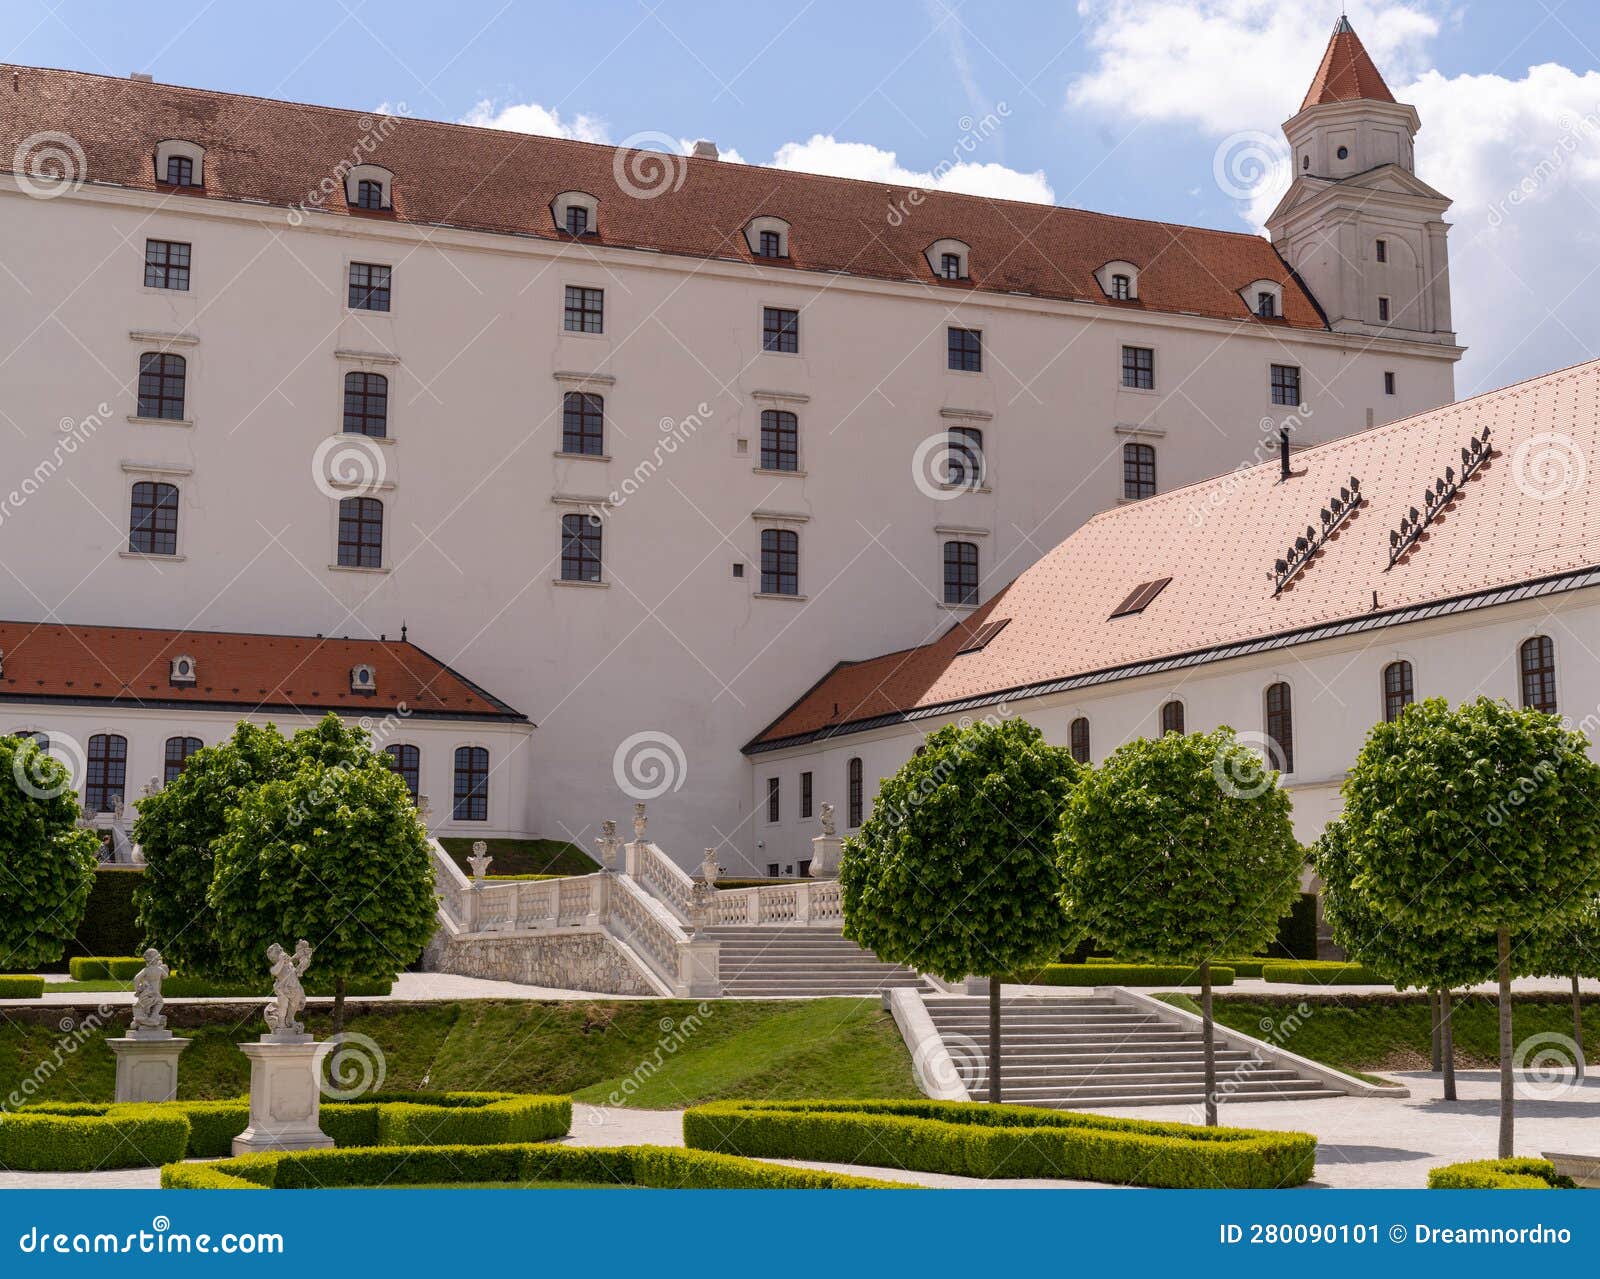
[1301,17,1395,109]
[0,65,1327,330]
[751,357,1600,749]
[0,622,526,720]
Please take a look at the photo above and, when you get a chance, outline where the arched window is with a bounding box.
[561,392,605,456]
[943,540,979,606]
[1520,636,1557,713]
[1382,661,1414,723]
[129,481,179,555]
[760,528,799,595]
[342,371,388,437]
[1265,682,1294,773]
[947,426,983,489]
[1069,717,1091,764]
[452,746,489,821]
[86,733,127,813]
[163,736,202,784]
[1160,700,1185,735]
[385,743,420,800]
[759,410,798,472]
[137,352,187,420]
[560,513,603,582]
[1123,442,1156,499]
[355,178,387,210]
[847,757,863,828]
[13,730,48,748]
[337,497,384,569]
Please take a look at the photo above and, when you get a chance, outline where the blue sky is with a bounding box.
[7,1,1600,390]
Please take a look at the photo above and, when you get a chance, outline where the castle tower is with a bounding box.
[1267,17,1455,346]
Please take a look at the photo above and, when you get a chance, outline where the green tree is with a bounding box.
[1339,697,1600,1157]
[0,736,100,970]
[839,718,1080,1101]
[1059,728,1302,1125]
[1519,899,1600,1079]
[208,734,436,1032]
[132,721,291,977]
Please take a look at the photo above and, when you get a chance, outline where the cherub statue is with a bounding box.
[819,802,837,839]
[130,947,169,1034]
[262,939,313,1039]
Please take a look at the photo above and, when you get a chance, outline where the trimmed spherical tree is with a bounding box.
[208,745,436,1031]
[1058,727,1303,1126]
[1519,899,1600,1079]
[0,736,101,970]
[132,720,292,977]
[839,717,1080,1102]
[1339,696,1600,1157]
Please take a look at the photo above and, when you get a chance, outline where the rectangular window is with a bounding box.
[1384,370,1396,396]
[561,392,605,455]
[947,426,983,488]
[1375,239,1387,262]
[561,512,603,582]
[129,481,179,555]
[766,777,780,823]
[947,327,982,372]
[164,155,195,187]
[565,205,589,235]
[136,352,187,420]
[1122,442,1156,500]
[759,409,799,471]
[760,528,799,595]
[348,262,392,312]
[564,286,604,333]
[337,496,384,569]
[1256,291,1275,318]
[85,734,128,814]
[343,371,389,437]
[941,252,962,280]
[847,758,863,827]
[943,540,979,606]
[355,179,387,210]
[1270,363,1301,407]
[1377,296,1390,322]
[800,771,813,819]
[762,307,799,353]
[453,746,489,822]
[1121,345,1154,389]
[758,229,783,258]
[143,239,191,291]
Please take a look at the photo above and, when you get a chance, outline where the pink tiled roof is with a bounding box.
[1301,17,1396,110]
[753,358,1600,747]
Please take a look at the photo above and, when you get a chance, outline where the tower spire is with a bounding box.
[1301,16,1394,109]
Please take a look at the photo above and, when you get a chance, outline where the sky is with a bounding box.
[5,0,1599,393]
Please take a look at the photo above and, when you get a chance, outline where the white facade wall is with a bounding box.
[0,181,1458,870]
[747,590,1597,865]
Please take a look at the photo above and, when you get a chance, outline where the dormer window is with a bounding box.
[757,230,782,258]
[744,216,791,260]
[565,205,589,235]
[941,253,963,280]
[169,654,197,686]
[345,165,394,213]
[355,179,387,210]
[1111,274,1131,300]
[1094,260,1139,302]
[925,239,970,282]
[553,191,600,237]
[350,664,377,695]
[166,156,193,186]
[154,140,205,188]
[1241,279,1283,320]
[1256,291,1276,318]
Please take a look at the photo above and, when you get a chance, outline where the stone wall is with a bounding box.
[425,928,656,996]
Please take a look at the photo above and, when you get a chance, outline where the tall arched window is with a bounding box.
[1520,636,1557,713]
[129,481,179,555]
[1265,682,1294,773]
[385,743,421,800]
[1160,700,1185,735]
[847,757,863,828]
[943,541,979,606]
[759,410,798,472]
[452,746,489,821]
[163,736,202,784]
[1069,717,1090,764]
[1382,661,1414,723]
[136,352,187,419]
[343,372,389,437]
[337,497,384,569]
[561,392,605,456]
[86,733,128,813]
[1123,442,1156,499]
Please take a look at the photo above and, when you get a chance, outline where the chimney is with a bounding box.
[129,72,154,83]
[1279,428,1291,481]
[691,140,718,160]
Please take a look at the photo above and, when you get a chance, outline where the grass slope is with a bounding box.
[439,838,598,877]
[0,998,916,1109]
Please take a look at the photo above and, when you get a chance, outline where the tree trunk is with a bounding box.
[1574,974,1586,1081]
[1497,928,1514,1159]
[1201,960,1218,1127]
[332,975,347,1037]
[1429,989,1443,1072]
[987,975,1002,1104]
[1440,987,1457,1101]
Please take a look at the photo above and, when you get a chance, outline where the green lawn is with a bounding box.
[439,837,598,877]
[0,998,917,1109]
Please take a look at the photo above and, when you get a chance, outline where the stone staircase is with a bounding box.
[922,995,1345,1108]
[706,926,925,997]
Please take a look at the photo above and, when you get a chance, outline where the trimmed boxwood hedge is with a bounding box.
[1259,962,1378,986]
[1011,964,1235,988]
[0,1105,190,1171]
[11,1092,569,1166]
[68,957,146,981]
[0,975,44,998]
[684,1099,1315,1189]
[161,1142,904,1189]
[1428,1158,1575,1189]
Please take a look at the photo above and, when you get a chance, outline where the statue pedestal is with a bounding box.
[108,1033,190,1103]
[808,834,842,879]
[232,1038,333,1155]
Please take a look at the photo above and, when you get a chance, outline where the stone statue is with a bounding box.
[262,939,313,1040]
[597,819,619,871]
[417,793,432,820]
[699,848,720,886]
[467,839,493,881]
[819,802,836,838]
[130,948,169,1035]
[633,801,648,843]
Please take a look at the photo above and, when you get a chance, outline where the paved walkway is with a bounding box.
[7,971,652,1007]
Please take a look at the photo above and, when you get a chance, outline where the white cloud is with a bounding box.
[460,98,610,143]
[770,134,1055,204]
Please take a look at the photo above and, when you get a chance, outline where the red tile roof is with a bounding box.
[1301,17,1395,109]
[0,622,525,720]
[751,357,1600,749]
[0,65,1326,330]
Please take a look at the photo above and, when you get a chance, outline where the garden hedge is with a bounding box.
[1259,962,1379,986]
[0,975,44,998]
[68,956,146,981]
[1084,956,1269,977]
[684,1099,1315,1189]
[11,1092,569,1166]
[1427,1158,1575,1189]
[1012,964,1235,987]
[161,1142,904,1189]
[0,1105,189,1171]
